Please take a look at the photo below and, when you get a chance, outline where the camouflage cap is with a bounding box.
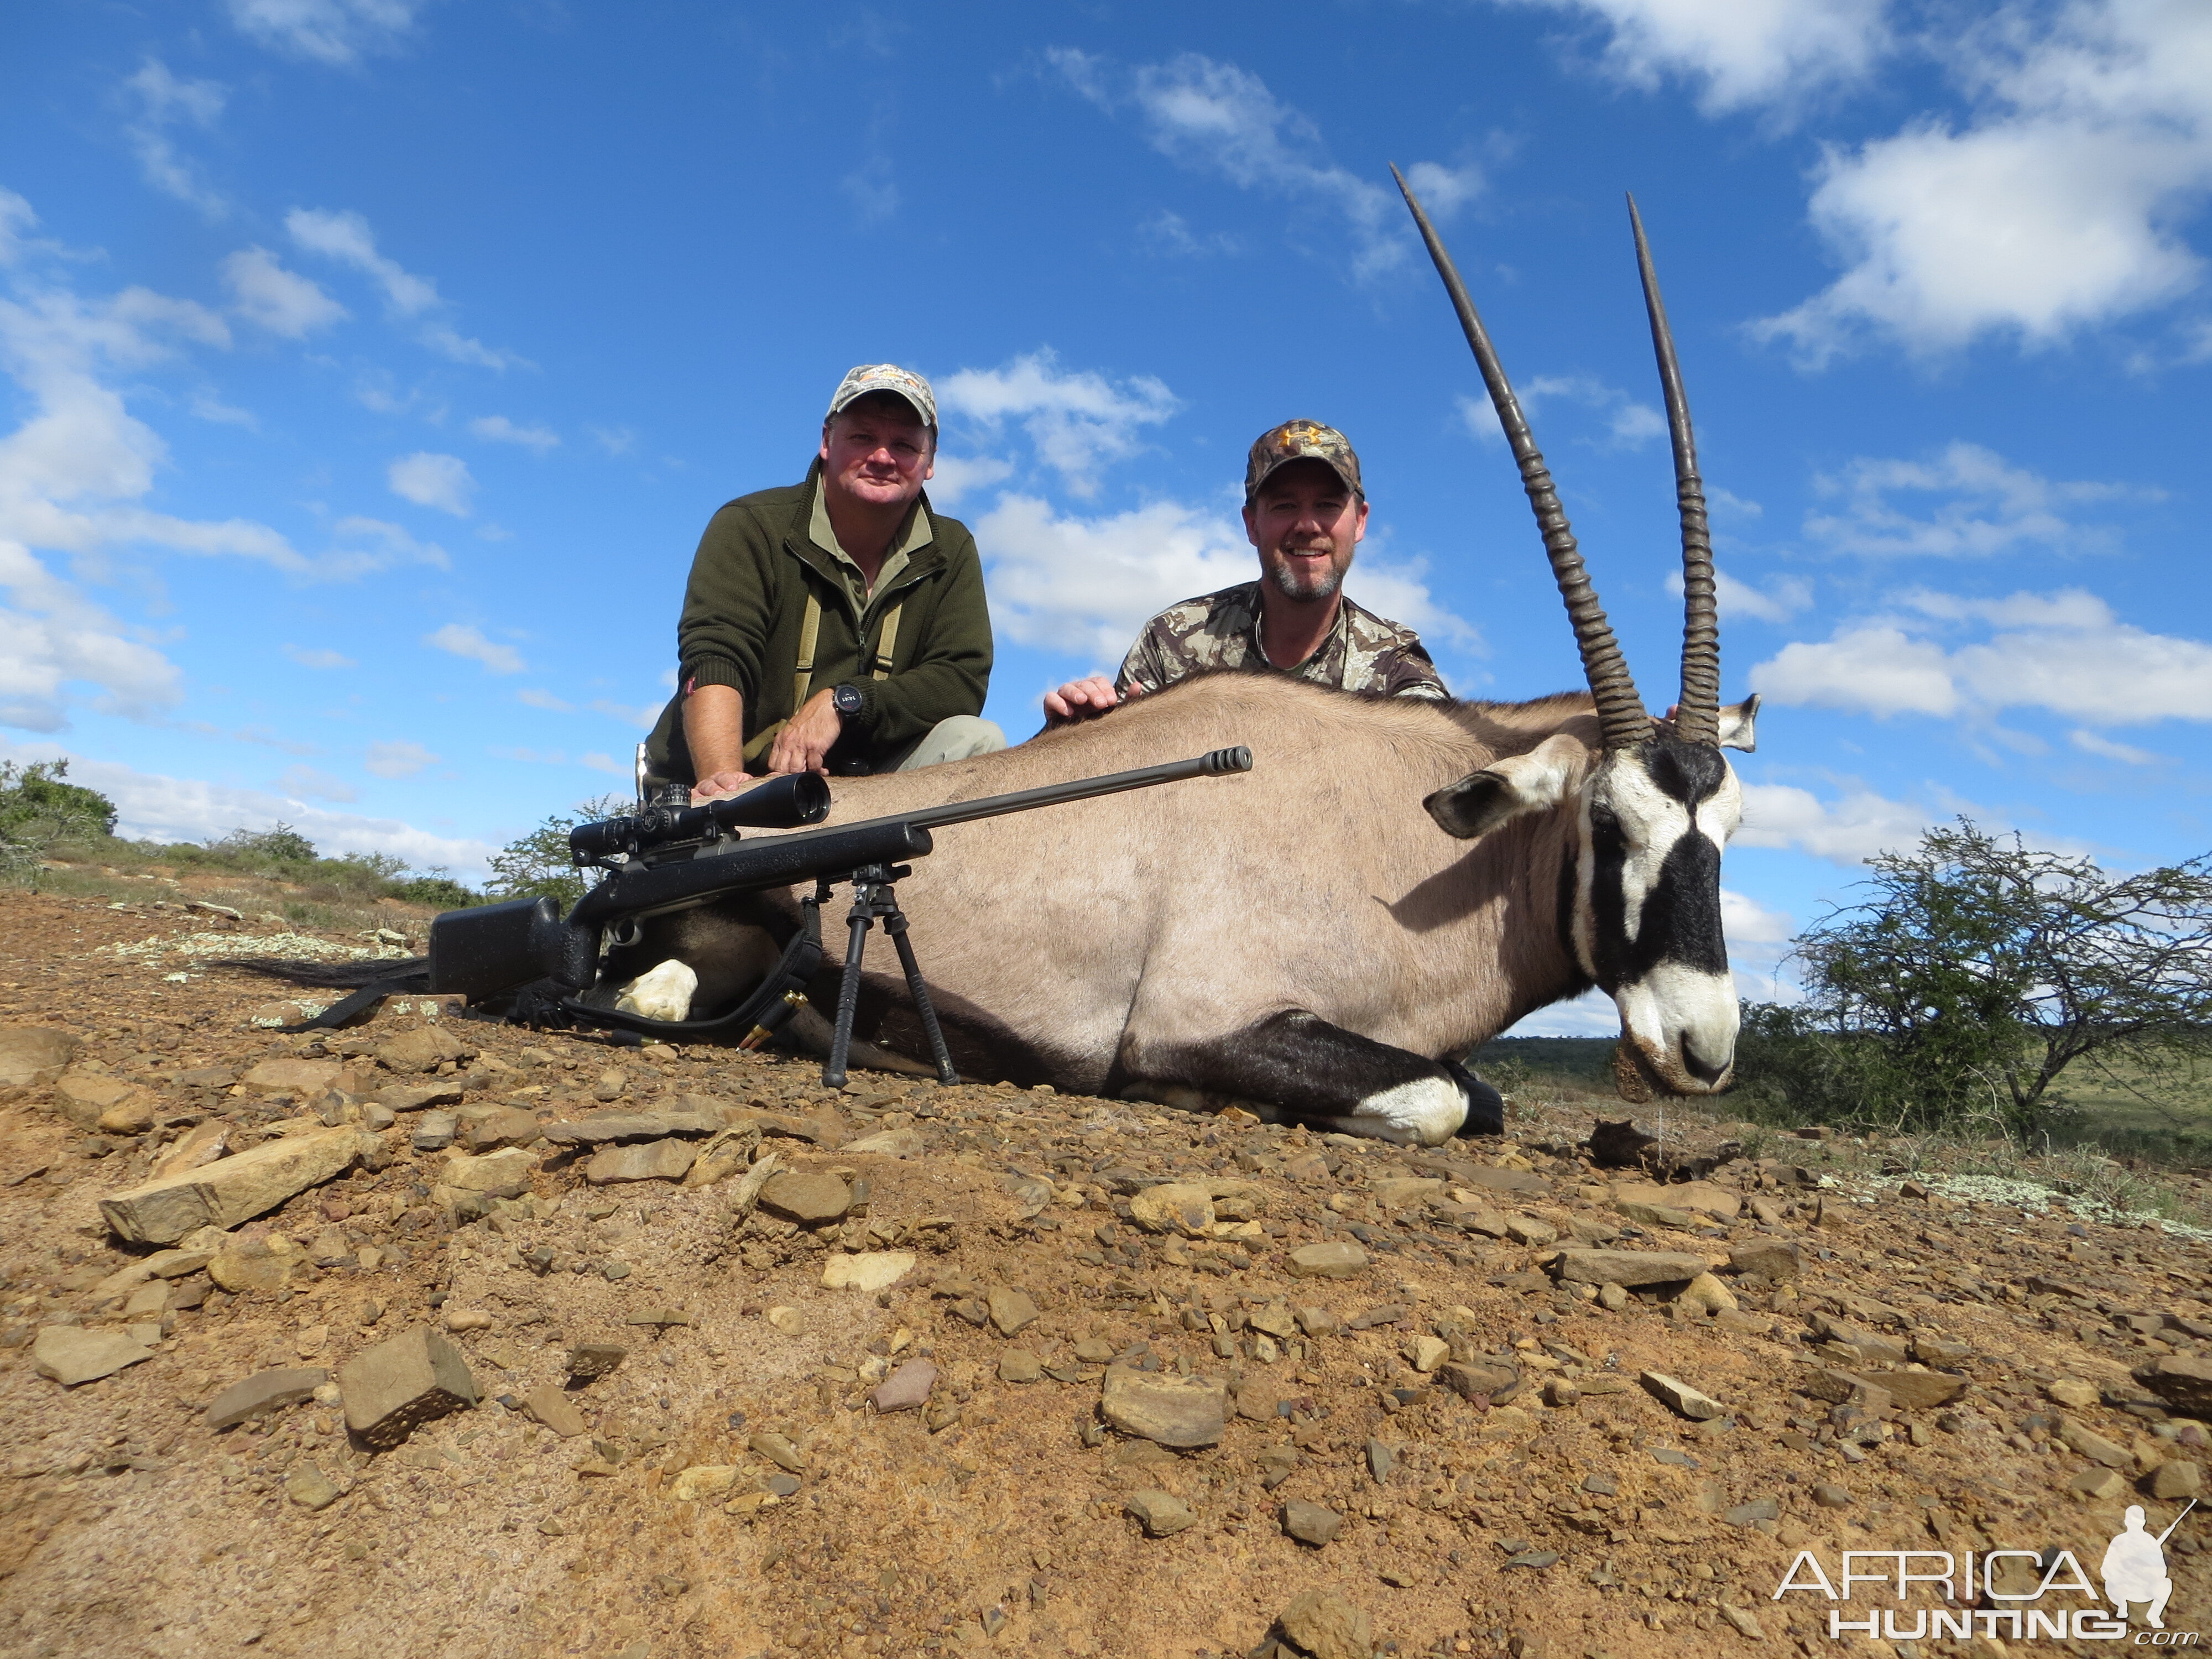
[826,363,938,430]
[1245,418,1363,502]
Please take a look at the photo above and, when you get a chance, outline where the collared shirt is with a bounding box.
[1114,581,1449,701]
[809,484,933,618]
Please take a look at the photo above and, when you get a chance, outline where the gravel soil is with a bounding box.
[1,888,2207,1659]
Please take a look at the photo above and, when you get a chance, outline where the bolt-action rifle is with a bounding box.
[425,746,1252,1086]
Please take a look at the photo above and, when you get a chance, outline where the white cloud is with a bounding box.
[321,516,450,578]
[287,207,437,310]
[424,623,523,675]
[491,744,627,778]
[287,207,521,369]
[0,190,40,266]
[590,699,661,729]
[973,492,1478,666]
[1499,0,1891,113]
[468,415,558,453]
[283,643,356,670]
[1049,49,1479,281]
[276,764,357,802]
[226,0,423,65]
[0,540,183,731]
[1663,565,1815,624]
[1804,441,2132,558]
[1458,373,1666,451]
[221,247,347,338]
[387,451,474,516]
[938,350,1178,497]
[1752,586,2212,727]
[190,390,255,428]
[1139,210,1240,259]
[924,452,1015,509]
[841,164,899,223]
[588,425,636,456]
[121,59,229,218]
[1,738,494,875]
[363,738,437,778]
[1755,1,2212,359]
[517,687,572,712]
[1720,885,1796,946]
[1736,780,1934,864]
[2069,727,2166,765]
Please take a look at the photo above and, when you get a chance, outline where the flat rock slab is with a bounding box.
[870,1358,938,1413]
[1437,1359,1525,1405]
[566,1342,627,1379]
[988,1286,1040,1337]
[284,1464,343,1510]
[1125,1489,1197,1537]
[1856,1368,1966,1410]
[208,1234,305,1295]
[584,1138,697,1186]
[53,1072,153,1130]
[1641,1370,1726,1421]
[377,1083,465,1113]
[1282,1500,1343,1546]
[1615,1180,1741,1221]
[1276,1589,1374,1659]
[442,1146,538,1196]
[758,1171,850,1224]
[540,1109,722,1145]
[205,1366,328,1430]
[1101,1364,1225,1447]
[338,1326,477,1449]
[239,1057,342,1097]
[0,1026,79,1093]
[843,1126,925,1158]
[2138,1355,2212,1416]
[377,1026,474,1074]
[820,1251,916,1293]
[1128,1181,1214,1237]
[1369,1177,1446,1208]
[522,1382,588,1437]
[33,1326,154,1386]
[1728,1240,1802,1281]
[1287,1241,1369,1279]
[1551,1249,1711,1288]
[101,1126,361,1244]
[1452,1166,1549,1195]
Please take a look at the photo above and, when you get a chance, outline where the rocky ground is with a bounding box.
[1,886,2209,1659]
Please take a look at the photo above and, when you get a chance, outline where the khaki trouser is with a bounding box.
[893,716,1006,771]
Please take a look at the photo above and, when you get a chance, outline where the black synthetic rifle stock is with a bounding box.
[425,745,1252,1004]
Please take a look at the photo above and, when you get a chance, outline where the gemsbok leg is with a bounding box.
[1118,1010,1504,1145]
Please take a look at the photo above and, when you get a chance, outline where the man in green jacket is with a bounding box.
[644,364,1003,801]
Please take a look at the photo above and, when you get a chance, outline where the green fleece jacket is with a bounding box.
[645,460,993,780]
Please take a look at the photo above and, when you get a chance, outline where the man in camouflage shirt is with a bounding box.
[1042,419,1447,723]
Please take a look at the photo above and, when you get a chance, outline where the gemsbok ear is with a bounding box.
[1423,734,1584,841]
[1717,693,1759,752]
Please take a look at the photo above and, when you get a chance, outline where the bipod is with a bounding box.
[820,863,959,1089]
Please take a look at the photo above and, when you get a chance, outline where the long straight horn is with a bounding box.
[1392,165,1650,751]
[1627,192,1719,747]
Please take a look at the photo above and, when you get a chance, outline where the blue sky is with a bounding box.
[3,1,2209,1034]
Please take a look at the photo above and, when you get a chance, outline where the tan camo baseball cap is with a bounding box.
[826,363,938,430]
[1245,418,1363,502]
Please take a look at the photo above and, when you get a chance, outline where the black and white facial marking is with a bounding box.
[1573,735,1743,1092]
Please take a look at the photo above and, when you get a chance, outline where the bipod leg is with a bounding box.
[823,876,878,1090]
[882,904,959,1086]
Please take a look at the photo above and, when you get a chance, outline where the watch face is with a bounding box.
[834,685,862,714]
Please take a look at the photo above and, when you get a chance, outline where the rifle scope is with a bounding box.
[567,772,831,865]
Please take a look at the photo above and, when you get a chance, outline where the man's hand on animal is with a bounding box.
[765,688,845,776]
[1042,675,1136,725]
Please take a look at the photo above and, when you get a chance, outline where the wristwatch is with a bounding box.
[830,684,864,718]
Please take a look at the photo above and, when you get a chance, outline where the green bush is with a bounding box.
[1,760,121,885]
[1734,820,2212,1140]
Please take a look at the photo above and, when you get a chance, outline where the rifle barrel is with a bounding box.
[831,744,1253,838]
